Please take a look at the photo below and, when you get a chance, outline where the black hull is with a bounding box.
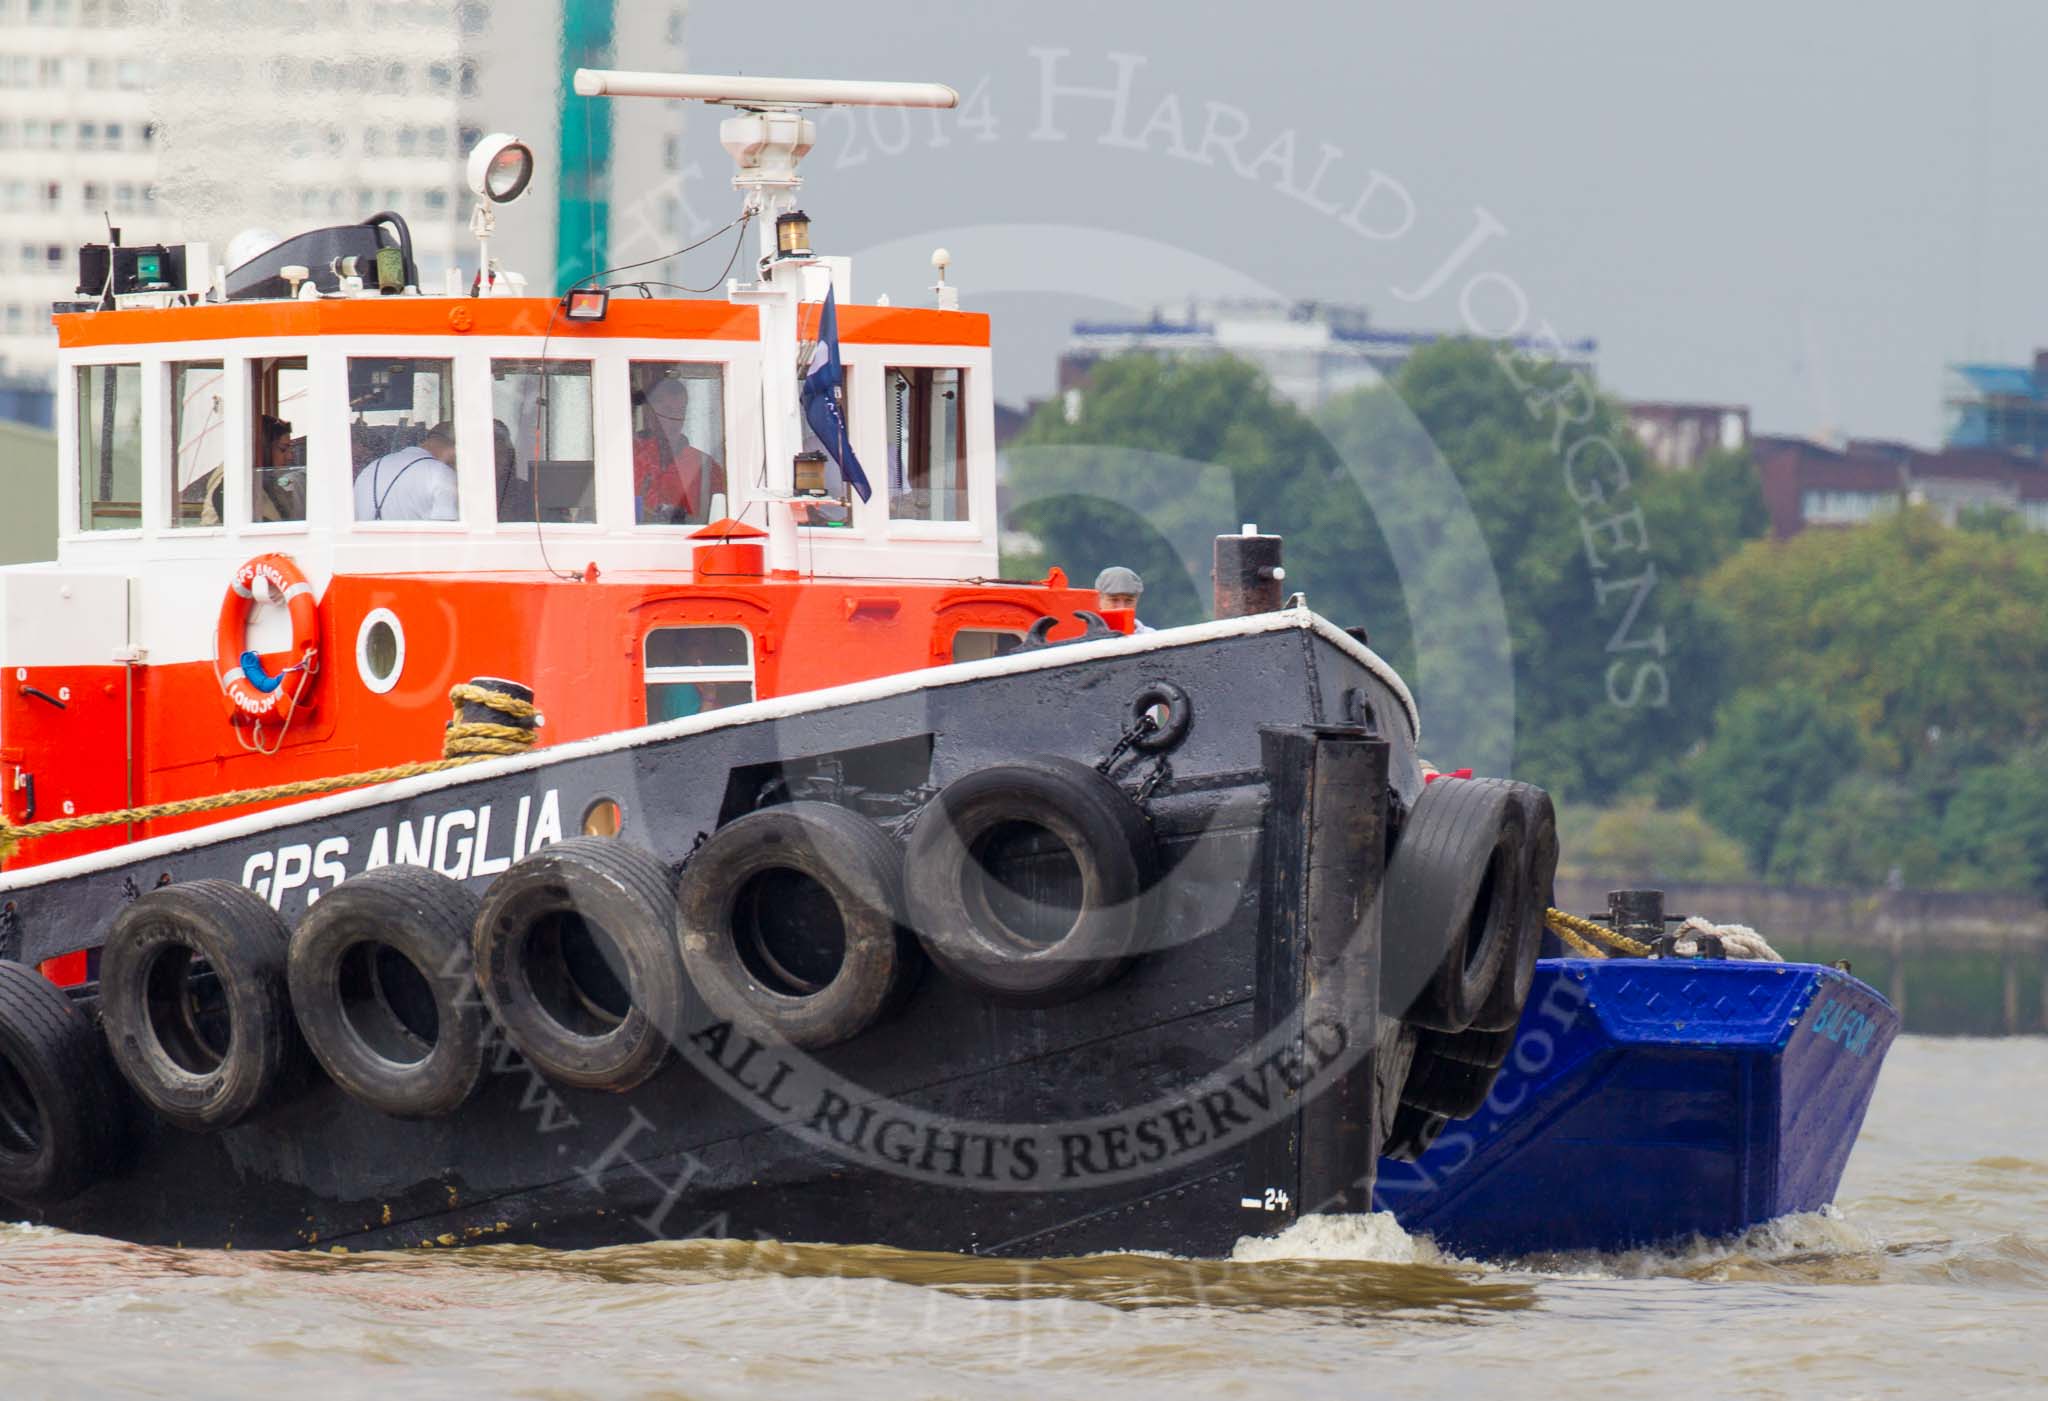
[2,617,1425,1258]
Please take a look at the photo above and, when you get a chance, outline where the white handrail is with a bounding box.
[571,70,959,110]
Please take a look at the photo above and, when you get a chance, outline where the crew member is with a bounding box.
[633,378,725,523]
[354,421,459,521]
[1095,565,1154,633]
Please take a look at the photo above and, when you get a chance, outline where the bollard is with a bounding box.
[1214,524,1286,618]
[1608,888,1665,950]
[459,676,537,733]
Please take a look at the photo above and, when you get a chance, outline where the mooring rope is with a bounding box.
[0,685,538,861]
[1544,906,1656,958]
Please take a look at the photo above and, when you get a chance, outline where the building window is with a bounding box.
[643,627,754,721]
[492,359,594,523]
[86,58,108,89]
[628,362,727,525]
[77,121,97,149]
[170,361,227,529]
[458,60,477,98]
[428,61,452,94]
[887,366,969,522]
[46,121,66,149]
[250,357,310,524]
[422,188,447,215]
[397,126,417,158]
[82,181,104,211]
[40,182,61,212]
[104,121,122,148]
[44,244,62,270]
[1801,489,1900,526]
[349,357,457,522]
[76,364,144,531]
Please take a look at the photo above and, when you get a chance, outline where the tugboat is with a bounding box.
[0,70,1891,1261]
[0,70,1550,1257]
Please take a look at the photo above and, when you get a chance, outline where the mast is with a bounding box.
[570,70,960,574]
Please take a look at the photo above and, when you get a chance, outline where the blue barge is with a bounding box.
[1375,956,1900,1258]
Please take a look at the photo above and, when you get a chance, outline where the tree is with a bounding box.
[1691,681,1863,874]
[1557,796,1750,883]
[1937,742,2048,901]
[1009,341,1770,803]
[1764,773,1946,889]
[1704,509,2048,770]
[1005,353,1404,639]
[1320,341,1763,799]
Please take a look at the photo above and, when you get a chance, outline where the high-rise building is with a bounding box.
[0,0,694,422]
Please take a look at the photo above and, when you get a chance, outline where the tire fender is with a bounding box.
[101,880,303,1132]
[288,865,488,1119]
[472,838,685,1093]
[678,801,920,1050]
[904,755,1156,1008]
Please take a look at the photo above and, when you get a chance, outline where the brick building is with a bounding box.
[1751,434,2048,538]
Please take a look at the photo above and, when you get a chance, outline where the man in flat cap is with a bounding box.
[1094,565,1154,633]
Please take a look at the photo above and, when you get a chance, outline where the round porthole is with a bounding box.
[582,798,623,838]
[356,608,406,695]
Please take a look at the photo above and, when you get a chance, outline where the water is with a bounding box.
[5,1035,2045,1399]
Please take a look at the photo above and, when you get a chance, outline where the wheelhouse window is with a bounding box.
[644,625,754,722]
[493,358,593,523]
[169,359,225,528]
[628,361,725,526]
[348,357,457,522]
[249,355,309,523]
[75,362,141,530]
[886,366,967,522]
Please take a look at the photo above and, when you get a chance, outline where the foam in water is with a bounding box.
[1230,1212,1452,1265]
[1505,1206,1889,1281]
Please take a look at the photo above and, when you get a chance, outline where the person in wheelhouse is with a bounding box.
[632,372,726,523]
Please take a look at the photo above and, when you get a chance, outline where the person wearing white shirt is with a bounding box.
[355,422,459,522]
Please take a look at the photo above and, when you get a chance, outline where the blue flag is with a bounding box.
[800,287,872,502]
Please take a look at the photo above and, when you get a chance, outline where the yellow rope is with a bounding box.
[0,685,538,860]
[1544,906,1655,959]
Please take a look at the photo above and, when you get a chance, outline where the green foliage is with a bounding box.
[1937,742,2048,902]
[1006,341,2048,898]
[1006,355,1396,634]
[1704,508,2048,771]
[1557,796,1751,883]
[1764,773,1946,889]
[1692,681,1863,873]
[1318,341,1761,799]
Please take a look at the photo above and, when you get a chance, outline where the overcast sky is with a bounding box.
[673,0,2044,445]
